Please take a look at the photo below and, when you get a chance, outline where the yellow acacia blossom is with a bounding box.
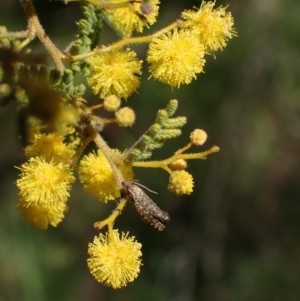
[87,230,142,289]
[87,49,142,99]
[168,170,194,195]
[25,127,80,160]
[78,150,134,202]
[16,157,75,207]
[147,29,205,87]
[181,1,236,53]
[105,0,160,34]
[18,198,68,230]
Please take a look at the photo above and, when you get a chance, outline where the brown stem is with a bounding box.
[20,0,66,73]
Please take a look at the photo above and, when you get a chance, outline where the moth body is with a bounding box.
[121,181,170,231]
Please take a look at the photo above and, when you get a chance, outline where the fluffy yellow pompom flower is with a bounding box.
[18,198,68,230]
[79,150,134,202]
[16,157,75,207]
[168,170,194,195]
[87,230,142,289]
[25,128,79,161]
[86,49,142,99]
[147,29,205,87]
[105,0,160,34]
[181,1,236,53]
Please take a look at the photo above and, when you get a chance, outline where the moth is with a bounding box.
[121,181,170,231]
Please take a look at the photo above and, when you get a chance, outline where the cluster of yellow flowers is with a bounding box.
[5,0,236,289]
[86,0,236,96]
[15,119,218,287]
[16,128,78,229]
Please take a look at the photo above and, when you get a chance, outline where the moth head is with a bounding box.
[120,181,135,199]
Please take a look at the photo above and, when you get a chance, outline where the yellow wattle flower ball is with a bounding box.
[168,170,194,195]
[181,1,236,53]
[105,0,160,34]
[78,150,134,202]
[18,198,68,230]
[86,49,142,99]
[16,157,75,207]
[25,127,80,161]
[87,230,142,289]
[147,29,205,87]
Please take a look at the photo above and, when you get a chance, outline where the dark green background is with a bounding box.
[1,0,300,300]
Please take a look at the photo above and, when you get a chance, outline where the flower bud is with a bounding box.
[169,159,187,171]
[190,129,207,146]
[115,107,136,127]
[104,95,121,112]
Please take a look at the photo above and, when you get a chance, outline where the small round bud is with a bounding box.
[103,95,121,112]
[115,107,136,127]
[0,83,11,96]
[140,2,153,15]
[168,170,194,195]
[190,129,207,146]
[91,115,104,132]
[169,159,187,171]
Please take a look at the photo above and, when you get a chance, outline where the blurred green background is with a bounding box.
[1,0,300,300]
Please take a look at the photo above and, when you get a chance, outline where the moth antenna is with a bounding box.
[132,181,158,195]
